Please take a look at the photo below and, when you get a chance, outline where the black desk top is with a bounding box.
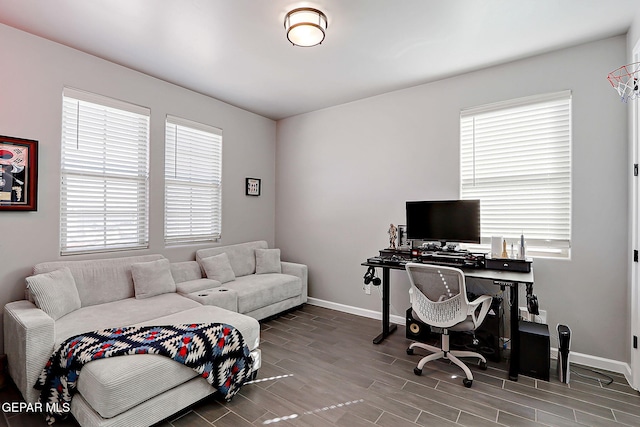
[362,260,534,285]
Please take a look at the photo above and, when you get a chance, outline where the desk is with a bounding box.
[361,261,534,381]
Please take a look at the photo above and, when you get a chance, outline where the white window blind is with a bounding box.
[460,91,572,258]
[165,115,222,244]
[60,88,150,255]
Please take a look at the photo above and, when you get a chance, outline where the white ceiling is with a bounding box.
[0,0,637,120]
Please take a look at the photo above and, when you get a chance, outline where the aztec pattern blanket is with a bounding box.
[35,323,253,424]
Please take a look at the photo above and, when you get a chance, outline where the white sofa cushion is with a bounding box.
[228,274,302,313]
[77,354,199,419]
[131,258,176,299]
[255,248,282,274]
[26,267,81,320]
[54,293,200,346]
[176,278,221,294]
[76,305,260,419]
[200,253,236,284]
[33,254,165,307]
[196,241,268,277]
[170,261,202,283]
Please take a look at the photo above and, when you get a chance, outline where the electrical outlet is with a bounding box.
[536,309,547,324]
[519,306,529,319]
[364,283,371,295]
[519,306,547,324]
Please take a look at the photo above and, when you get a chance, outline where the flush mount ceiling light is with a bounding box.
[284,7,328,47]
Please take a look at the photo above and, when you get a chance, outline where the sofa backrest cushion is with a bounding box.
[33,254,165,307]
[26,267,81,320]
[255,248,282,274]
[200,253,236,283]
[196,241,268,277]
[131,258,177,299]
[170,261,203,283]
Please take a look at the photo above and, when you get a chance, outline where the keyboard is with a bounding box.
[432,252,467,259]
[423,254,467,266]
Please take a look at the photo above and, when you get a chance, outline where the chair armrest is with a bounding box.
[468,295,493,329]
[3,300,55,403]
[281,262,308,303]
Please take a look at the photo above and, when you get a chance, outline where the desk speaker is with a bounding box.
[518,320,550,381]
[406,308,432,342]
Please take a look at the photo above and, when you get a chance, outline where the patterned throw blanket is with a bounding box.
[35,323,253,424]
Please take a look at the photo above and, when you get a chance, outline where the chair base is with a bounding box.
[408,333,487,387]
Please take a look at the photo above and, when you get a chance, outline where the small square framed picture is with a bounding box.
[246,178,261,196]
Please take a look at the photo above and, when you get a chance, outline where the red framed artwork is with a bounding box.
[0,135,38,211]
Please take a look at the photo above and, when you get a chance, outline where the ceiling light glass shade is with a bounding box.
[284,8,327,47]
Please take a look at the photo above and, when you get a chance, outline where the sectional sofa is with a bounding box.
[3,241,307,427]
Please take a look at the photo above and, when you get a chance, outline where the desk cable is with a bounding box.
[373,285,403,319]
[570,366,614,386]
[548,335,614,386]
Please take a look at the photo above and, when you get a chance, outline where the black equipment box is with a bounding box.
[518,320,550,381]
[450,295,503,362]
[485,257,532,273]
[379,249,412,259]
[473,296,504,362]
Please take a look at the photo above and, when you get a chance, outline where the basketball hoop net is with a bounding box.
[608,62,640,102]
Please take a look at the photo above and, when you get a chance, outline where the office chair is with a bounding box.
[405,263,493,387]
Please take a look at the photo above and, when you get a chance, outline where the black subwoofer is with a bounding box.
[518,320,550,381]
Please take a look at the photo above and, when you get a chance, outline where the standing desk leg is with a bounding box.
[509,283,520,381]
[373,267,397,344]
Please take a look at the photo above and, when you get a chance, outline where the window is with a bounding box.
[460,91,571,258]
[60,88,150,255]
[164,116,222,244]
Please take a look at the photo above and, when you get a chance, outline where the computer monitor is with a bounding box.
[406,200,481,247]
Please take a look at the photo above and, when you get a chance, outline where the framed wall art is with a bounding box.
[0,135,38,211]
[245,178,261,196]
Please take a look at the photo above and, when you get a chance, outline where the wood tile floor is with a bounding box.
[1,304,639,426]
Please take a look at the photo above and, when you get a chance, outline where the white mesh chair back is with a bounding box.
[405,263,469,328]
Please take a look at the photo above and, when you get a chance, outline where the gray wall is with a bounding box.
[276,36,630,362]
[628,4,640,55]
[0,24,276,353]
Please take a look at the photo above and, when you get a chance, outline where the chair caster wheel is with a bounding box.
[463,378,473,388]
[407,348,414,355]
[413,367,422,376]
[479,361,487,370]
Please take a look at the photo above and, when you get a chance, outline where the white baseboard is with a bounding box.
[306,297,633,385]
[307,297,407,326]
[549,348,633,386]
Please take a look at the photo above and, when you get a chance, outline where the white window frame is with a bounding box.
[164,115,222,245]
[460,91,572,258]
[60,88,150,255]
